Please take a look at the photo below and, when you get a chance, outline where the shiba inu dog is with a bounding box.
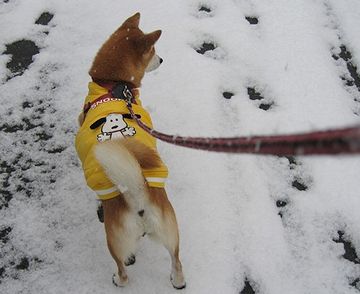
[75,13,186,289]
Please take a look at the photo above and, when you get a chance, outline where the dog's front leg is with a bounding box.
[111,257,128,287]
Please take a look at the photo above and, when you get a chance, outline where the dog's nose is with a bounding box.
[160,58,163,64]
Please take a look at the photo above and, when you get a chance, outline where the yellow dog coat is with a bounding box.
[75,81,168,200]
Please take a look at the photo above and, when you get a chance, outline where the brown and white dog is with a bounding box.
[76,13,186,289]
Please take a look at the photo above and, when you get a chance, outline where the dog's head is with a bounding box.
[89,13,162,87]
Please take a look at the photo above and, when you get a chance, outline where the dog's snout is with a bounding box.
[146,54,163,72]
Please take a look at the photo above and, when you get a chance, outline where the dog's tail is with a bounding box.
[94,139,161,207]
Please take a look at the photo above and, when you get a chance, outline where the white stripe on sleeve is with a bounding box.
[95,186,119,196]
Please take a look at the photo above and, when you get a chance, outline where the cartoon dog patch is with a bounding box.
[90,113,140,142]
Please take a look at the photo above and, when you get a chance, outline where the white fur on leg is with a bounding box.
[170,255,186,290]
[170,271,186,290]
[112,273,128,287]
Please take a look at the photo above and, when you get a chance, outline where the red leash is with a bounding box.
[90,80,360,156]
[126,103,360,156]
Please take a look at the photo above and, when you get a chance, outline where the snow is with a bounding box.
[1,0,360,293]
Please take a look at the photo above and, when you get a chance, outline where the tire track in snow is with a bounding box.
[229,0,359,293]
[323,0,360,116]
[320,2,360,290]
[1,12,54,81]
[255,154,359,294]
[193,1,291,292]
[188,2,263,293]
[332,46,360,115]
[191,1,283,292]
[0,10,78,285]
[260,156,360,293]
[225,1,285,293]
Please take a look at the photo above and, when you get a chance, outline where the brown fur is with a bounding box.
[89,12,161,87]
[84,13,185,289]
[120,138,162,169]
[103,186,184,288]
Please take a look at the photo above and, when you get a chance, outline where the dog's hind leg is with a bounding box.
[167,239,186,290]
[103,196,136,287]
[148,188,186,290]
[107,242,128,287]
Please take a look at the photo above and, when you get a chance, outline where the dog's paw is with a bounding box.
[124,254,136,266]
[112,273,128,287]
[170,273,186,290]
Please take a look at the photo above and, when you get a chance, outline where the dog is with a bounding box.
[75,13,186,289]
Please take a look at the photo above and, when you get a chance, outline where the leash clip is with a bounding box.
[111,83,134,106]
[124,92,134,107]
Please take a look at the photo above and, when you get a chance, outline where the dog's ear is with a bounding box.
[122,114,141,120]
[122,12,140,28]
[146,30,162,45]
[90,117,107,129]
[136,30,162,54]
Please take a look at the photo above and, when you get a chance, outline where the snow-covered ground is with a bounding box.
[1,0,360,293]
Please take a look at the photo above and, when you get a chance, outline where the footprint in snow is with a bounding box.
[3,40,40,79]
[2,11,54,80]
[274,156,311,221]
[333,231,360,290]
[245,16,259,25]
[240,279,256,294]
[332,45,360,91]
[220,86,276,109]
[193,38,226,60]
[276,199,288,219]
[324,3,360,115]
[196,41,216,54]
[35,12,54,26]
[284,156,311,192]
[291,178,308,191]
[222,91,235,99]
[0,10,73,284]
[0,227,12,245]
[192,2,215,18]
[331,45,360,115]
[247,86,275,111]
[333,231,360,265]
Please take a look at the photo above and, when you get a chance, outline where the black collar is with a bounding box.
[92,79,135,101]
[83,79,137,117]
